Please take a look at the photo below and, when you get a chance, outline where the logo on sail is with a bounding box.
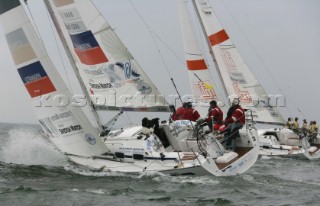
[18,61,56,98]
[194,81,217,100]
[104,61,152,94]
[85,134,96,145]
[70,31,108,65]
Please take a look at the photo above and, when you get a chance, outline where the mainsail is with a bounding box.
[0,0,109,157]
[45,0,172,112]
[193,0,285,125]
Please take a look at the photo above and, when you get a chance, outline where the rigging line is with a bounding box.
[219,1,305,117]
[151,32,185,66]
[127,0,172,78]
[171,78,183,104]
[121,113,131,126]
[46,10,74,93]
[24,1,44,46]
[125,112,133,125]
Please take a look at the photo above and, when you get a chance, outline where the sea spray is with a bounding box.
[0,125,67,166]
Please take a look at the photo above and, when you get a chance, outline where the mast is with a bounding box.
[191,0,230,105]
[43,0,104,130]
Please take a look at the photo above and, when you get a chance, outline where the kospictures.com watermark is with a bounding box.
[33,92,287,108]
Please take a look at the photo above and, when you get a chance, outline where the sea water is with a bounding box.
[0,123,319,206]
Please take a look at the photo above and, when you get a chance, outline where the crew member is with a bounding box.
[292,117,299,130]
[286,117,294,129]
[181,102,200,122]
[222,98,245,151]
[172,102,187,121]
[141,117,154,135]
[301,119,308,136]
[204,100,223,131]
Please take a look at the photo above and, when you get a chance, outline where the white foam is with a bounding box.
[260,156,272,160]
[85,189,107,195]
[152,175,220,185]
[0,126,67,166]
[64,164,129,177]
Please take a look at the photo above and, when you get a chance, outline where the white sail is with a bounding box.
[177,0,221,106]
[193,0,285,125]
[0,0,109,157]
[45,0,171,112]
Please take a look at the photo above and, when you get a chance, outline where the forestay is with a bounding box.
[193,0,284,125]
[0,0,109,157]
[46,0,171,112]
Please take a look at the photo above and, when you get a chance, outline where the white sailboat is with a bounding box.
[0,0,258,176]
[0,0,206,176]
[46,0,261,175]
[183,0,317,159]
[174,0,259,173]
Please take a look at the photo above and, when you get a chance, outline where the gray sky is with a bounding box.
[0,0,319,125]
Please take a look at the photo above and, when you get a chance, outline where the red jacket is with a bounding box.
[225,105,245,125]
[205,106,223,123]
[182,108,200,122]
[172,107,186,121]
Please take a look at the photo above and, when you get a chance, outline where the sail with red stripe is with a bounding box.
[0,0,109,157]
[193,0,284,125]
[177,0,222,116]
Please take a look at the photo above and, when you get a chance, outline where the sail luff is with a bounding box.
[193,0,285,125]
[44,0,103,130]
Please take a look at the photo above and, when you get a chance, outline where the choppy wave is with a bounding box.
[1,123,320,206]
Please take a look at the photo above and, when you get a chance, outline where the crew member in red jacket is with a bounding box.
[172,102,187,121]
[181,102,200,122]
[205,100,223,131]
[222,98,245,150]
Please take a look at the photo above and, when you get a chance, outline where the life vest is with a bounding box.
[205,106,223,124]
[182,108,200,122]
[172,107,186,121]
[292,121,299,129]
[225,105,245,125]
[286,121,294,129]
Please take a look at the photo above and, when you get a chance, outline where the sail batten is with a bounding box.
[193,0,285,125]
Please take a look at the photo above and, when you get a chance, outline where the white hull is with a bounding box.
[301,136,320,160]
[258,128,320,159]
[259,147,305,158]
[98,116,259,176]
[67,153,211,176]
